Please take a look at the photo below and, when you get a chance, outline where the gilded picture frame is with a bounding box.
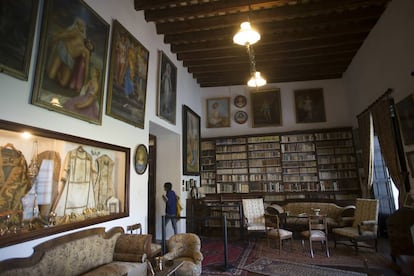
[0,0,39,80]
[183,105,200,175]
[251,89,282,127]
[134,144,148,175]
[206,97,230,128]
[0,119,130,248]
[157,51,177,125]
[31,0,109,125]
[106,20,149,129]
[294,88,326,124]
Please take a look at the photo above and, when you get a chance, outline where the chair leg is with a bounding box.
[301,239,305,252]
[279,239,282,255]
[290,238,293,252]
[326,240,330,257]
[309,239,314,258]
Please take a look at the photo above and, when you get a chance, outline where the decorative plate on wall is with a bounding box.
[234,95,247,108]
[234,111,248,124]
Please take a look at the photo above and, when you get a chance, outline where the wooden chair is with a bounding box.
[332,198,379,253]
[264,214,293,254]
[242,198,266,239]
[301,215,330,258]
[126,223,161,260]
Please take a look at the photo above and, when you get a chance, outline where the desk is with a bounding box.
[154,260,184,276]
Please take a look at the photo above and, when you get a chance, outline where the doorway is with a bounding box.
[148,135,156,238]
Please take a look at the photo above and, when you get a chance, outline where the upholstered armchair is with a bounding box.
[242,198,266,238]
[162,233,203,276]
[332,198,379,253]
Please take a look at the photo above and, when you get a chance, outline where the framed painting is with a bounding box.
[0,119,129,247]
[106,20,149,129]
[294,88,326,123]
[396,94,414,145]
[0,0,39,80]
[157,51,177,125]
[134,144,148,175]
[250,89,282,127]
[206,97,230,128]
[183,105,200,175]
[31,0,110,125]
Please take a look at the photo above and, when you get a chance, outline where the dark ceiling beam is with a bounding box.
[188,54,354,74]
[183,46,359,67]
[164,13,378,46]
[193,63,347,81]
[177,37,364,61]
[171,24,372,53]
[134,0,185,10]
[155,0,387,34]
[198,73,342,87]
[144,0,291,22]
[164,7,384,44]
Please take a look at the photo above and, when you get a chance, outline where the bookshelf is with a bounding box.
[200,127,361,201]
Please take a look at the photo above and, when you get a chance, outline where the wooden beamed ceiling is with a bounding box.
[134,0,390,87]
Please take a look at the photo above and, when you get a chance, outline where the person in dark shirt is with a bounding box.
[163,182,177,234]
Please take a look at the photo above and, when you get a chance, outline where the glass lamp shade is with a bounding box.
[233,22,261,46]
[247,71,267,87]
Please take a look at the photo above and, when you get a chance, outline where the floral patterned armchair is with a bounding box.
[162,233,203,276]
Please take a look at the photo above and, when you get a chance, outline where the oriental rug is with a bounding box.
[243,258,366,276]
[200,238,394,275]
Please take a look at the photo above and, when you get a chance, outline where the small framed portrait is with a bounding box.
[251,89,282,127]
[157,51,177,125]
[234,111,248,124]
[134,144,148,175]
[294,88,326,124]
[106,20,149,129]
[31,0,110,125]
[0,0,39,80]
[234,95,247,108]
[206,97,230,128]
[396,94,414,145]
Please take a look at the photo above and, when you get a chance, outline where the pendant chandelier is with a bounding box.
[233,20,266,88]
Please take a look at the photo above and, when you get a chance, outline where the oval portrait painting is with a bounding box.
[135,144,148,174]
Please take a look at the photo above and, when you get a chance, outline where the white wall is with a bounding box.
[0,0,200,260]
[201,78,352,137]
[343,0,414,191]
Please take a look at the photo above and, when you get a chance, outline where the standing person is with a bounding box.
[162,182,177,234]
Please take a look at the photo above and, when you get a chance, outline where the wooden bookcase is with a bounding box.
[200,127,361,203]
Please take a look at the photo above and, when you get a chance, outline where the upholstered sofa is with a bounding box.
[0,227,151,276]
[266,202,355,229]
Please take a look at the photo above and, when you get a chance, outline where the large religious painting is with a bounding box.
[106,20,149,129]
[0,0,39,80]
[0,119,129,247]
[183,105,200,175]
[157,51,177,125]
[31,0,109,125]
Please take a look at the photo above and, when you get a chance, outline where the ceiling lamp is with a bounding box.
[248,71,267,87]
[233,20,267,88]
[233,22,261,46]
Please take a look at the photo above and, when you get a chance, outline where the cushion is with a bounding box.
[113,234,152,262]
[81,261,147,276]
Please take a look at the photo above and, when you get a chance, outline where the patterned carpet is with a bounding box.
[244,258,366,276]
[200,237,394,275]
